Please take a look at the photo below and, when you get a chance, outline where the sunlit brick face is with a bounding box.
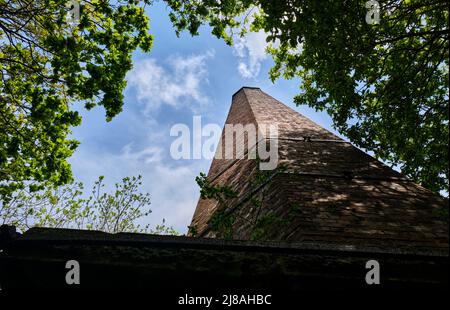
[190,87,448,253]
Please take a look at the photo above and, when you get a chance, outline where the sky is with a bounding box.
[68,2,342,234]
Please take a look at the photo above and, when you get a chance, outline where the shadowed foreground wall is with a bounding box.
[0,226,448,291]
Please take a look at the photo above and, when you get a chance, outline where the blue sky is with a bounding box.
[69,2,342,234]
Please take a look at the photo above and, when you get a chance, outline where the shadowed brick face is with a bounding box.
[190,87,448,252]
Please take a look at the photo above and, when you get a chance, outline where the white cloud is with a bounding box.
[70,139,208,234]
[126,50,214,112]
[121,143,163,164]
[72,50,217,234]
[233,30,269,78]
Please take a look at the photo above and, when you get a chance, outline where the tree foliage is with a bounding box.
[1,175,177,234]
[167,0,449,194]
[0,0,153,200]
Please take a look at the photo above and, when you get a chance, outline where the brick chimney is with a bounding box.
[190,87,448,252]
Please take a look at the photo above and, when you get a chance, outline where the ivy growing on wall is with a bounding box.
[194,159,301,241]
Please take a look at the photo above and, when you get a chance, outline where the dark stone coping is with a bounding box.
[232,86,260,97]
[1,226,448,258]
[0,225,448,291]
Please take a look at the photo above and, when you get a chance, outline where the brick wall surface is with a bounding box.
[190,87,449,253]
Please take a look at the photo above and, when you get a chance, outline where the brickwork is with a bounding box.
[190,87,449,253]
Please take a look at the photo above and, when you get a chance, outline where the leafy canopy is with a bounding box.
[166,0,449,194]
[1,0,448,199]
[0,0,153,200]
